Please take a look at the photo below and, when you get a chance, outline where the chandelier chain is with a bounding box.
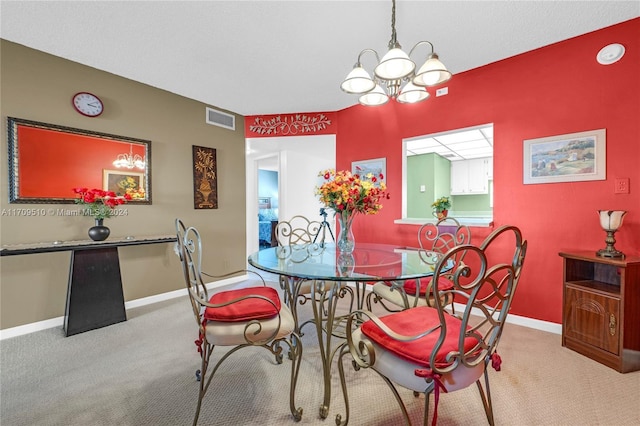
[389,0,397,48]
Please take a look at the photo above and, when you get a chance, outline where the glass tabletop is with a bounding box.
[248,242,446,282]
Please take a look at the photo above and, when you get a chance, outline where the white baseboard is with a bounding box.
[0,275,248,341]
[1,277,561,340]
[453,301,562,335]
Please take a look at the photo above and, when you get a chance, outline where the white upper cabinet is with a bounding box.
[450,157,491,195]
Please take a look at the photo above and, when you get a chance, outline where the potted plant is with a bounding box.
[431,196,451,219]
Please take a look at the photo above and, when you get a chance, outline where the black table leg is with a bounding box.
[64,247,127,336]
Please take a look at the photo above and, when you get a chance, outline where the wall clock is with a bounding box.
[72,92,104,117]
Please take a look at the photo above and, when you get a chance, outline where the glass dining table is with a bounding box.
[248,242,445,420]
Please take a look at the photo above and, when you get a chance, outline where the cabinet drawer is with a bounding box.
[564,286,620,354]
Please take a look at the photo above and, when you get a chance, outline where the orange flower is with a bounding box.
[315,169,387,215]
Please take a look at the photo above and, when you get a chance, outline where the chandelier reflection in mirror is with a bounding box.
[113,144,145,170]
[340,0,452,106]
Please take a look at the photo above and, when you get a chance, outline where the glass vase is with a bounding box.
[336,210,355,254]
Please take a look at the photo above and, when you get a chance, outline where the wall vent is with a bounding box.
[206,107,235,130]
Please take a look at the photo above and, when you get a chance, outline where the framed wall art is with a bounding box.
[523,129,606,185]
[103,169,146,200]
[192,145,218,209]
[351,157,386,185]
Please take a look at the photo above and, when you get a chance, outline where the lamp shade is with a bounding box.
[359,85,389,106]
[341,66,376,94]
[413,53,452,87]
[396,82,430,103]
[598,210,626,231]
[374,48,415,80]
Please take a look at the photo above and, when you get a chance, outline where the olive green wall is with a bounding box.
[0,40,247,330]
[451,188,492,213]
[406,153,451,218]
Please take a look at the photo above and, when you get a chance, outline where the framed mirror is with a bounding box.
[7,117,152,204]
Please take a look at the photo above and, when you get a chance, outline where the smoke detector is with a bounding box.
[597,43,625,65]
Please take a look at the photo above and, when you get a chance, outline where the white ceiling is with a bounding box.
[407,124,493,161]
[1,1,638,116]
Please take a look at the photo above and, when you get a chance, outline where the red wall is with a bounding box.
[18,125,146,198]
[335,18,640,324]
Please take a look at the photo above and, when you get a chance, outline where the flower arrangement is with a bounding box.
[315,169,388,215]
[73,187,131,220]
[431,196,451,212]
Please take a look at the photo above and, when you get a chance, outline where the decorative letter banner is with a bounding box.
[245,112,336,137]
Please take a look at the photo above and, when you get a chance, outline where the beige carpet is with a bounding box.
[1,280,638,426]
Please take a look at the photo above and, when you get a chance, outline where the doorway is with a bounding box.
[257,156,279,250]
[245,134,337,257]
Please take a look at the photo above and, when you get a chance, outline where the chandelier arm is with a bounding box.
[407,40,435,58]
[357,48,381,67]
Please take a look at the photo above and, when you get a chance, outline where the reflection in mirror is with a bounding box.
[7,117,152,204]
[403,123,493,220]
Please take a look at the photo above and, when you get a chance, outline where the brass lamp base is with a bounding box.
[596,248,625,258]
[596,230,625,258]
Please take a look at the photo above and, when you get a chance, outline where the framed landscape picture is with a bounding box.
[523,129,606,184]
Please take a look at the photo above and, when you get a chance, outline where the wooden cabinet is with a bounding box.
[450,158,490,195]
[560,251,640,372]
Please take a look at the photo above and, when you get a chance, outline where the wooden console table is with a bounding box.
[1,235,177,336]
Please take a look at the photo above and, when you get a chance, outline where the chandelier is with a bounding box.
[113,144,145,170]
[340,0,452,106]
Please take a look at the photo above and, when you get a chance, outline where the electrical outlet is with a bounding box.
[614,178,629,194]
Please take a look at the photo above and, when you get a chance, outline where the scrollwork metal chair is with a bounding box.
[275,215,353,334]
[175,219,302,425]
[367,217,471,313]
[337,225,527,426]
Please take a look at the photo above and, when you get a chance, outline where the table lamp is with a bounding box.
[596,210,627,258]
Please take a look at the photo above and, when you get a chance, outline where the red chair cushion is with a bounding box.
[385,277,454,296]
[360,306,476,368]
[204,287,281,322]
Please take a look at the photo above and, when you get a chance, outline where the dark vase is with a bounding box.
[88,218,110,241]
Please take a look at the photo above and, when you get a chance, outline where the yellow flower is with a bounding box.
[315,169,388,215]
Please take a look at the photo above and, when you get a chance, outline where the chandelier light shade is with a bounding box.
[341,0,452,106]
[359,84,390,106]
[113,144,145,170]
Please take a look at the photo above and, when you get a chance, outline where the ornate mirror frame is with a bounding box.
[7,117,152,204]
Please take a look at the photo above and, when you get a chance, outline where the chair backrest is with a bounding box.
[175,218,209,327]
[275,215,323,246]
[417,216,471,254]
[418,217,472,291]
[427,225,527,374]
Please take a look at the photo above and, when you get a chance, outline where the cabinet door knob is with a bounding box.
[609,313,616,336]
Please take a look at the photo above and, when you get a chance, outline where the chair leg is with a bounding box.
[193,343,213,426]
[287,333,304,421]
[475,370,495,426]
[423,391,431,426]
[336,342,412,426]
[335,344,352,426]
